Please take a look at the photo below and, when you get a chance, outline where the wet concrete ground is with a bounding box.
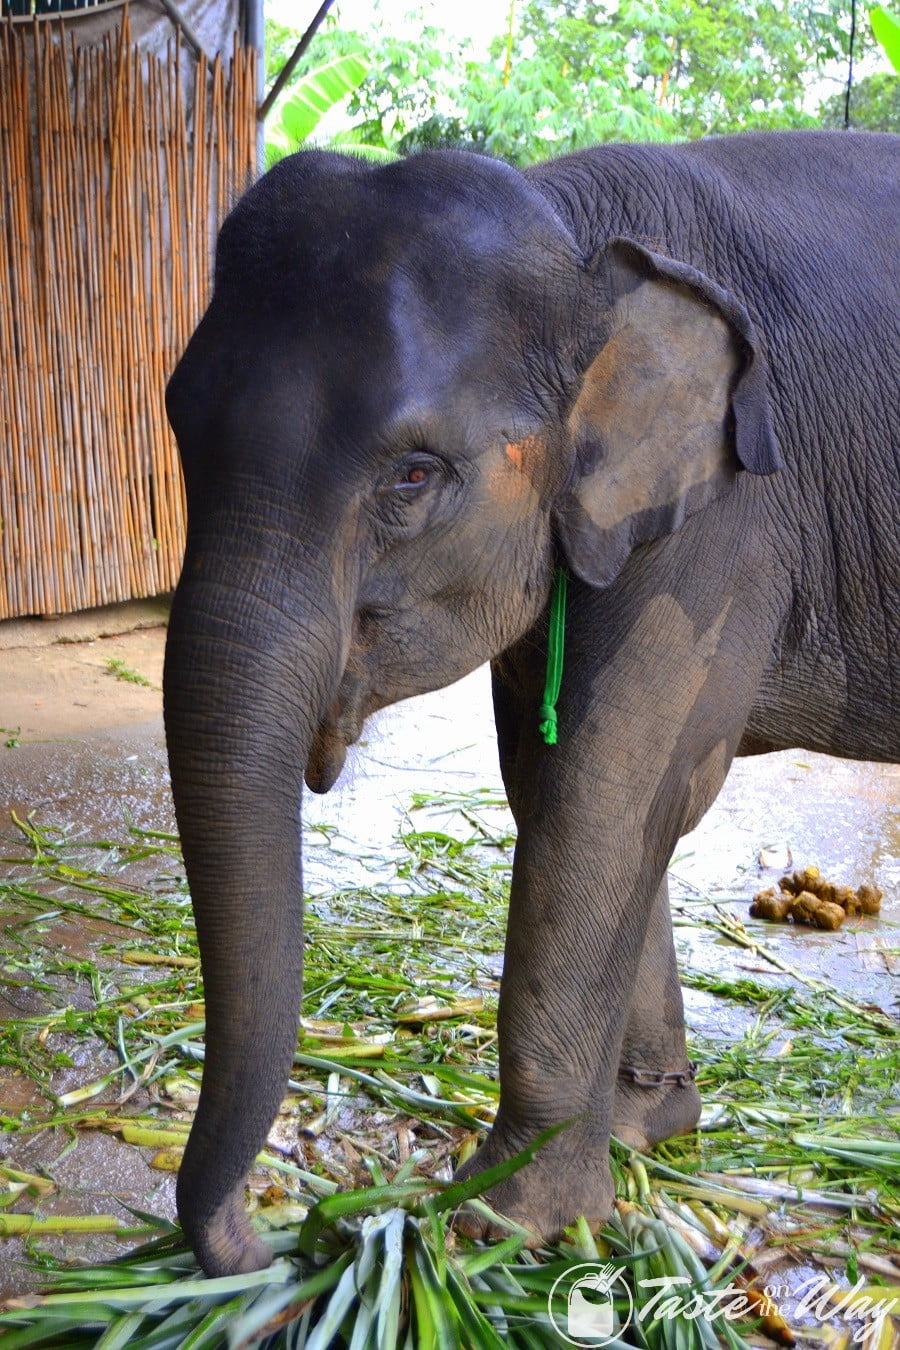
[302,668,899,1036]
[0,619,897,1299]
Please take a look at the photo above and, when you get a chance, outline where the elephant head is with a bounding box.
[163,149,778,1276]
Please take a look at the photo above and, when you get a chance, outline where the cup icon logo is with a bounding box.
[569,1268,615,1337]
[548,1261,633,1347]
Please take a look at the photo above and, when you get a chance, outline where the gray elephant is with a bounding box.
[163,130,900,1276]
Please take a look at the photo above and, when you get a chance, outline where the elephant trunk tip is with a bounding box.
[178,1178,273,1278]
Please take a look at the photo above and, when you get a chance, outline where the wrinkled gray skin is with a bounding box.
[164,130,900,1276]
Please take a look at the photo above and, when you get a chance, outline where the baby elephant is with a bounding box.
[163,130,900,1275]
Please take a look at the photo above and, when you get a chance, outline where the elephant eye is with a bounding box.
[373,452,451,522]
[382,454,442,495]
[392,462,432,492]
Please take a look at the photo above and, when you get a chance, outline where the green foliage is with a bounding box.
[264,17,304,83]
[104,657,152,687]
[278,52,370,145]
[0,1196,772,1348]
[395,113,490,156]
[821,69,900,128]
[262,15,452,158]
[510,0,857,146]
[871,5,900,71]
[291,21,463,152]
[457,33,673,163]
[264,49,372,168]
[265,1,867,168]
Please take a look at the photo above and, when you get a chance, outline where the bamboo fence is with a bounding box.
[0,15,256,618]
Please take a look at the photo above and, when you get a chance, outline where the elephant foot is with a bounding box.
[611,1063,701,1152]
[451,1126,615,1246]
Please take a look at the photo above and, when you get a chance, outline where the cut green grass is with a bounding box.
[104,659,153,688]
[0,797,897,1346]
[0,1192,762,1349]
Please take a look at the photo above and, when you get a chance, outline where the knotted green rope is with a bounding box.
[539,568,568,746]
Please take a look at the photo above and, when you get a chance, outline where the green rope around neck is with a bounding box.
[539,568,568,746]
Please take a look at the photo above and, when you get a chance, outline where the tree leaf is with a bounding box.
[871,6,900,72]
[278,52,370,146]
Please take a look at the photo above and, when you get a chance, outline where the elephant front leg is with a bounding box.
[462,555,780,1242]
[457,670,646,1240]
[457,863,700,1243]
[464,665,693,1240]
[612,875,701,1150]
[455,819,649,1241]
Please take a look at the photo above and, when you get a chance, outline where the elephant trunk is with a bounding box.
[163,561,342,1276]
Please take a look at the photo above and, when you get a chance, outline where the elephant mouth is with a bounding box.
[305,729,349,794]
[305,673,370,794]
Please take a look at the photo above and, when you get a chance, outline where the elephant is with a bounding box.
[163,129,900,1277]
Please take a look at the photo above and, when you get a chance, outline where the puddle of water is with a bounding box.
[305,671,898,1023]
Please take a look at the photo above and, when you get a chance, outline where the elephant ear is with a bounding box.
[554,238,781,588]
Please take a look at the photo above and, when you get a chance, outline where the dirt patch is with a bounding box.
[0,601,168,743]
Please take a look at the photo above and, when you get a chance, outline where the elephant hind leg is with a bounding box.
[611,876,701,1151]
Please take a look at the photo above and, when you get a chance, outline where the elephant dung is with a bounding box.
[751,866,883,931]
